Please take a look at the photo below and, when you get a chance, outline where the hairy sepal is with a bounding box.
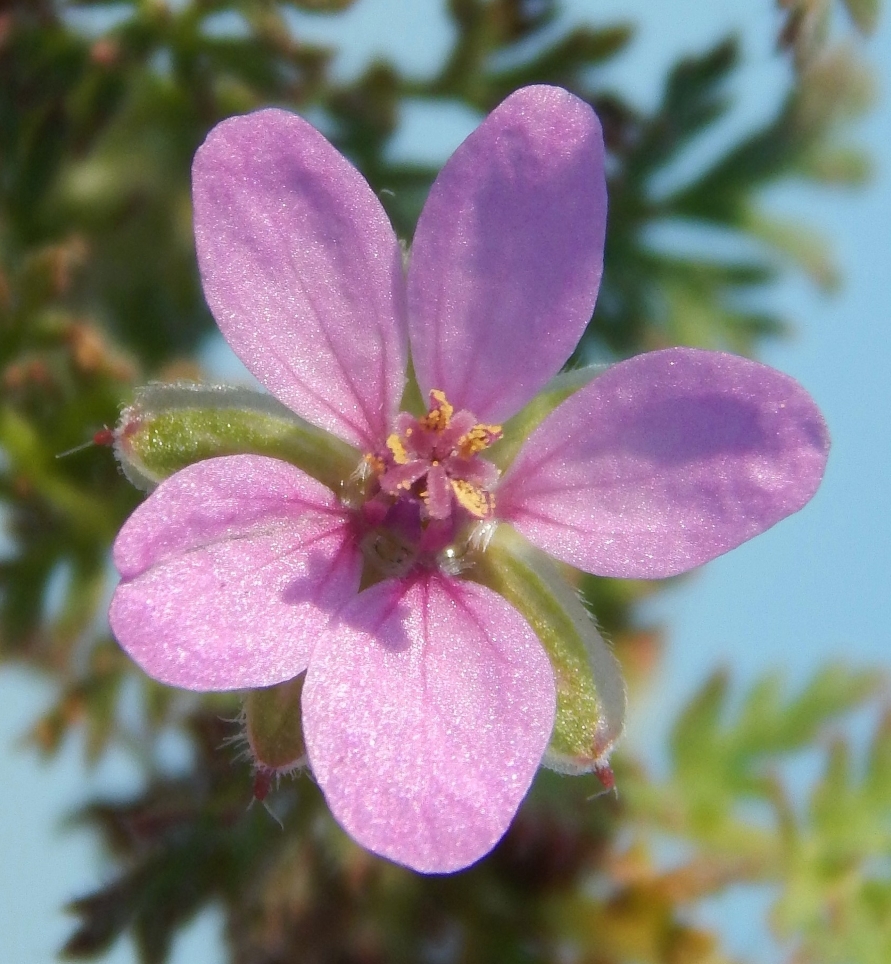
[468,525,626,774]
[244,674,307,775]
[115,382,359,493]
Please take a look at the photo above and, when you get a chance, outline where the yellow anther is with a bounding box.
[457,423,502,459]
[450,479,495,519]
[420,389,453,432]
[386,433,409,465]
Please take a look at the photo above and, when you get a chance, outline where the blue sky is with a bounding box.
[2,2,889,961]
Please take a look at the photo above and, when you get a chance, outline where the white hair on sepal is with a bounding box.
[340,456,373,510]
[436,544,472,576]
[217,706,250,761]
[468,518,499,553]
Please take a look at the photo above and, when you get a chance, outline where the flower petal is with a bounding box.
[192,109,407,449]
[498,348,830,578]
[110,456,361,690]
[407,85,606,423]
[303,573,556,873]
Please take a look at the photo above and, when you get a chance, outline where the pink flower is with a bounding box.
[109,86,829,873]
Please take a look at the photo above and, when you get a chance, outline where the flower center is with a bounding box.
[355,389,502,576]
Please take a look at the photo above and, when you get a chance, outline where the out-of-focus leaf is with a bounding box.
[841,0,881,33]
[670,665,882,782]
[279,0,358,10]
[488,25,634,99]
[628,37,738,179]
[800,144,872,184]
[771,710,891,964]
[745,212,839,288]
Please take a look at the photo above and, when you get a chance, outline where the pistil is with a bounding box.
[357,390,503,575]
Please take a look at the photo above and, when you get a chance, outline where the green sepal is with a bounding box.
[487,365,604,471]
[398,358,426,417]
[244,675,307,774]
[468,525,625,773]
[115,382,360,493]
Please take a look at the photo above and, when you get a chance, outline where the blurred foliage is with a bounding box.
[0,0,886,962]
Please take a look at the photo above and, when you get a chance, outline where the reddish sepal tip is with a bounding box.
[252,769,273,802]
[594,763,615,792]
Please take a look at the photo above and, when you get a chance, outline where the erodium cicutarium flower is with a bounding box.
[108,86,830,873]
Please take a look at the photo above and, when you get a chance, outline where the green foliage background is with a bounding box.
[1,1,887,962]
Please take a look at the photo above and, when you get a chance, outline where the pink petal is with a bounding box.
[379,460,427,496]
[192,109,407,450]
[407,85,606,423]
[303,574,556,873]
[110,456,361,690]
[498,348,830,579]
[423,462,453,520]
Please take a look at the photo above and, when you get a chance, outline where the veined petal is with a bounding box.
[498,348,830,579]
[110,456,361,690]
[192,109,407,450]
[407,86,606,424]
[489,365,604,472]
[303,573,555,873]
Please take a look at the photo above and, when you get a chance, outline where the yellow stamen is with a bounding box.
[450,478,495,519]
[386,433,409,465]
[457,423,502,458]
[420,389,453,432]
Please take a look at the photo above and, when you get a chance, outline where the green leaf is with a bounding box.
[800,144,872,184]
[629,36,738,178]
[488,25,633,97]
[0,405,113,538]
[841,0,880,34]
[744,212,839,289]
[669,669,729,773]
[772,706,891,964]
[280,0,359,10]
[672,665,882,778]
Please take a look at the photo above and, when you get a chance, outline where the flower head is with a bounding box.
[109,86,829,873]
